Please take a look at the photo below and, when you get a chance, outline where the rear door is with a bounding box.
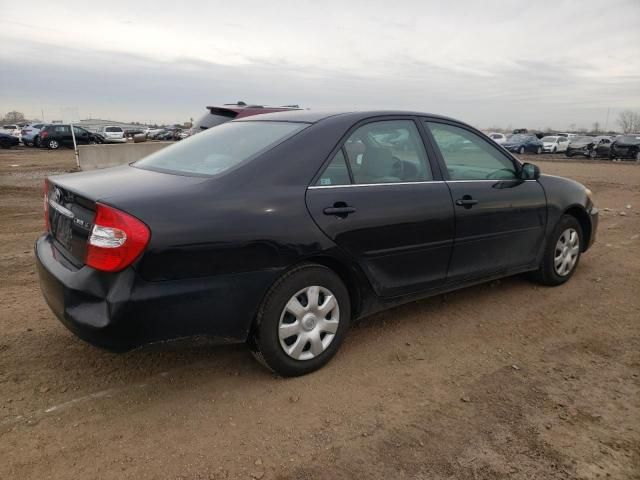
[306,118,454,298]
[424,120,547,282]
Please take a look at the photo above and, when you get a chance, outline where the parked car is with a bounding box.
[503,134,544,154]
[98,126,127,143]
[0,132,20,148]
[564,136,611,158]
[1,124,22,140]
[541,135,569,153]
[191,101,301,135]
[21,123,46,146]
[39,124,99,149]
[487,132,507,144]
[36,110,598,377]
[609,135,640,161]
[588,136,614,158]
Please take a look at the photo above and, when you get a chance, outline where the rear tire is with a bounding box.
[249,264,351,377]
[589,149,598,159]
[529,215,583,286]
[536,146,542,154]
[519,146,525,155]
[47,139,60,150]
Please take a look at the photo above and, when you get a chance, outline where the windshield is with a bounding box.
[541,136,558,142]
[619,136,640,143]
[509,134,530,142]
[135,121,307,176]
[194,111,238,130]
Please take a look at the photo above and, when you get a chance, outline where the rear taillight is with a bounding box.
[40,130,48,140]
[44,179,50,232]
[85,203,150,272]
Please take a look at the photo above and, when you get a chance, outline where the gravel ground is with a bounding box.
[1,146,638,479]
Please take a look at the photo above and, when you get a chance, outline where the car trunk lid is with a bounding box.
[45,165,208,267]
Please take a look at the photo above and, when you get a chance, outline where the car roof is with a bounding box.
[233,110,459,124]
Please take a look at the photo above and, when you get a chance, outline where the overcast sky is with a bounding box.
[1,0,639,129]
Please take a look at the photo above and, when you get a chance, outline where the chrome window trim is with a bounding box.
[307,179,537,189]
[308,181,443,189]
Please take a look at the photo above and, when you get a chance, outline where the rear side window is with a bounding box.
[343,120,432,184]
[135,121,307,177]
[427,122,517,180]
[54,126,69,133]
[316,150,350,186]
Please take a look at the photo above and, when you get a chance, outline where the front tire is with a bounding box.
[589,149,598,159]
[250,264,351,377]
[518,146,525,155]
[536,146,542,154]
[530,215,583,286]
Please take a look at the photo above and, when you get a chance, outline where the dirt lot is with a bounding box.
[1,147,639,480]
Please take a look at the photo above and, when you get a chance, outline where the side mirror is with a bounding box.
[521,162,540,180]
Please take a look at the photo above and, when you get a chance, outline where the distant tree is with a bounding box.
[578,127,588,134]
[568,123,576,132]
[2,111,25,124]
[617,110,640,134]
[592,122,600,133]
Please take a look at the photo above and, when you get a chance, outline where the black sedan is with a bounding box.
[502,134,544,155]
[36,111,598,376]
[0,132,20,148]
[609,135,640,161]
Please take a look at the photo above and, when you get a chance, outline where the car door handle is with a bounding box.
[455,196,479,208]
[323,206,356,216]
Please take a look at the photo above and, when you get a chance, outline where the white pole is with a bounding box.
[69,122,80,169]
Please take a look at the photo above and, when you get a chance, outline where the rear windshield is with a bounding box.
[3,125,17,129]
[105,127,123,132]
[619,136,640,142]
[194,112,238,130]
[135,121,307,176]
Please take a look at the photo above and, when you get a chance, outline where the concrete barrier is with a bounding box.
[77,142,172,170]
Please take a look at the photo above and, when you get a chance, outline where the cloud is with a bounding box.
[1,0,639,129]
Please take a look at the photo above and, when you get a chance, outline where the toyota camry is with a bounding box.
[36,111,598,376]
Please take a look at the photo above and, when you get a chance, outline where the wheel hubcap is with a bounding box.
[278,286,339,361]
[554,228,580,276]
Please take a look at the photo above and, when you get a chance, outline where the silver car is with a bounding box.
[100,126,127,143]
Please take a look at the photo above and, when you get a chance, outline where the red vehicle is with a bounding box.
[191,101,301,134]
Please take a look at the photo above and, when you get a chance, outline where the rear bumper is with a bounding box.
[35,234,275,351]
[103,138,127,143]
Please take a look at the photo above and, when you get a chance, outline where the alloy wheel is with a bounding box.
[554,228,580,276]
[49,140,59,149]
[278,285,339,361]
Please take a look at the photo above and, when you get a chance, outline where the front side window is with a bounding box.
[342,120,432,184]
[427,122,517,180]
[135,121,307,176]
[73,127,86,135]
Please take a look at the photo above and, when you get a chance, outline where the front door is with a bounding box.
[306,119,455,297]
[424,121,547,283]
